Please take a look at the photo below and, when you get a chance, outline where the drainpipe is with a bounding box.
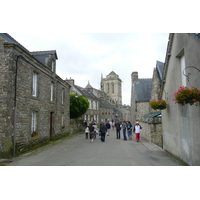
[13,55,19,157]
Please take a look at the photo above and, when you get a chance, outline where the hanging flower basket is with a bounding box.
[149,99,167,110]
[173,86,200,106]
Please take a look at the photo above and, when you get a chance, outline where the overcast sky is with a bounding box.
[10,33,169,105]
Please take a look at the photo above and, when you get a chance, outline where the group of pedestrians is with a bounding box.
[84,120,142,143]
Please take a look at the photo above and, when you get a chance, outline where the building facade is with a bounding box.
[160,33,200,165]
[0,33,71,158]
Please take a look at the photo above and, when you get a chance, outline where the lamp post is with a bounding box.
[75,92,78,98]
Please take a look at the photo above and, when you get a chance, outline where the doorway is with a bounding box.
[50,112,54,141]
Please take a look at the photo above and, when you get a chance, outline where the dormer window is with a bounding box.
[52,60,56,72]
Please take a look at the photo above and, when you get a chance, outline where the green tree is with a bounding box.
[70,94,89,119]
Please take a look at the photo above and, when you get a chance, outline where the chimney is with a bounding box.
[131,72,139,83]
[66,77,74,85]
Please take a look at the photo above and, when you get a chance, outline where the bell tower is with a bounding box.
[101,71,122,105]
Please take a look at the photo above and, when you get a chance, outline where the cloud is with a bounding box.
[10,33,169,105]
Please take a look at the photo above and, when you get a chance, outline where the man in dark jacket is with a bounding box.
[99,122,107,142]
[115,120,121,139]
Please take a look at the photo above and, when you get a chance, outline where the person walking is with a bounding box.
[92,121,97,139]
[99,122,107,142]
[89,123,95,143]
[111,120,115,130]
[133,122,142,142]
[122,121,127,141]
[85,125,89,139]
[127,121,133,140]
[115,120,121,139]
[106,121,111,136]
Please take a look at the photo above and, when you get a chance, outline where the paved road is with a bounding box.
[7,129,182,166]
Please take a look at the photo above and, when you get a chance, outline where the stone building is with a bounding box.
[160,33,200,165]
[130,71,152,138]
[0,33,71,158]
[143,61,165,147]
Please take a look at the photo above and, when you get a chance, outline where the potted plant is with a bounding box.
[31,130,37,137]
[173,86,200,106]
[149,99,167,110]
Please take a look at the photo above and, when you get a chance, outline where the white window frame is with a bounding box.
[93,101,96,110]
[50,82,54,101]
[180,55,186,86]
[52,60,56,72]
[96,101,98,110]
[31,111,37,133]
[62,88,64,104]
[89,100,92,109]
[32,72,38,97]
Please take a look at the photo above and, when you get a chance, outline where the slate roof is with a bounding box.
[135,78,152,102]
[0,33,30,53]
[99,98,115,109]
[156,60,164,83]
[30,50,58,66]
[190,33,200,41]
[74,85,99,100]
[0,33,57,66]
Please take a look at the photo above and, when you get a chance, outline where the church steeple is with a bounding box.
[85,81,93,88]
[101,73,103,91]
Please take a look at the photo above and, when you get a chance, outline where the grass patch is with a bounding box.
[165,150,189,166]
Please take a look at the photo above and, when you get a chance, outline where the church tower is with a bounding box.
[101,71,122,105]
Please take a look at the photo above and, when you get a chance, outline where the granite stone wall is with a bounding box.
[0,37,71,157]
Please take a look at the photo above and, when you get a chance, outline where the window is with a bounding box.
[50,82,54,101]
[180,55,186,86]
[93,101,96,110]
[52,60,56,72]
[96,101,98,110]
[62,88,64,104]
[31,111,37,133]
[32,72,38,97]
[91,100,93,109]
[112,82,114,93]
[89,100,92,109]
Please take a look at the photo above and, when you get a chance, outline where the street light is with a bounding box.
[75,92,78,98]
